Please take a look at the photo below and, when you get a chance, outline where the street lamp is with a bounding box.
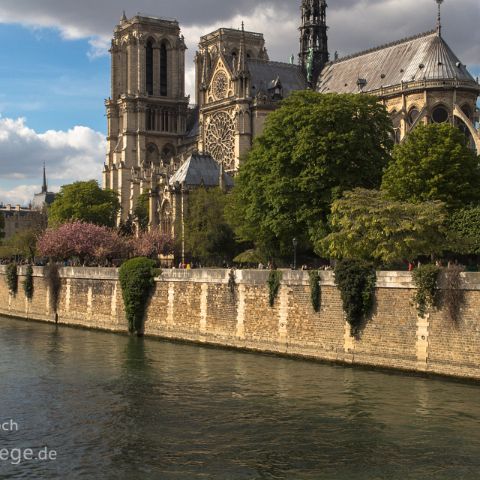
[292,237,298,270]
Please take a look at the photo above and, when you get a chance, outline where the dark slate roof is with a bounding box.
[247,59,307,95]
[169,153,234,188]
[317,31,477,94]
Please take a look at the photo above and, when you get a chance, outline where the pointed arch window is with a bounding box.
[160,43,168,96]
[146,41,154,95]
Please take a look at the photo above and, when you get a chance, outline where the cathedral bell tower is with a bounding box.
[299,0,329,88]
[103,13,189,223]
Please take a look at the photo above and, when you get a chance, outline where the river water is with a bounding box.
[0,316,479,479]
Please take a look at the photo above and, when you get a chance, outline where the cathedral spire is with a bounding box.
[41,163,47,194]
[436,0,444,36]
[299,0,329,88]
[237,22,247,74]
[121,10,127,23]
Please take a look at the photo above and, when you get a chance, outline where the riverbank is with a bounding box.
[0,266,479,380]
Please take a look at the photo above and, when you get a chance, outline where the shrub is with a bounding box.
[412,264,440,318]
[119,257,157,334]
[267,270,282,307]
[23,265,34,300]
[5,262,18,296]
[334,259,376,336]
[309,270,321,312]
[44,263,61,315]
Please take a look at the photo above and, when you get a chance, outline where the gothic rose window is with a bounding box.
[205,112,235,170]
[212,72,229,100]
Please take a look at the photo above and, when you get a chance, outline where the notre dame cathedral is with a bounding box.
[103,0,480,245]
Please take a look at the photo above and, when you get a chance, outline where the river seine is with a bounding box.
[0,316,479,479]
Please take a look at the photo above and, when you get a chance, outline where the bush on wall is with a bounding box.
[23,265,34,300]
[334,259,376,336]
[412,264,440,318]
[5,263,18,296]
[119,257,157,335]
[309,270,321,312]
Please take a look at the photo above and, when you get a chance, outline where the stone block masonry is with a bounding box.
[0,266,479,381]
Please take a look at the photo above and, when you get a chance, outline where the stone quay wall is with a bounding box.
[0,266,479,380]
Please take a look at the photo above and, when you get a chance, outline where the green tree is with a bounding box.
[227,91,393,257]
[7,229,40,261]
[48,180,120,227]
[133,192,150,232]
[318,189,448,264]
[448,206,480,255]
[382,123,480,210]
[185,187,236,265]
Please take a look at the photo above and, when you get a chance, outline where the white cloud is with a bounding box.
[0,117,105,204]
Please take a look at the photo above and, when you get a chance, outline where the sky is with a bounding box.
[0,0,478,205]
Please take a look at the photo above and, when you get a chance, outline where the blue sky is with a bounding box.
[0,0,478,205]
[0,24,109,133]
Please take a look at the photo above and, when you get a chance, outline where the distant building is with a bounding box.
[0,166,53,240]
[32,165,56,210]
[0,204,43,241]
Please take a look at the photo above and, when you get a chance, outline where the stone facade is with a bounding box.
[103,14,189,222]
[1,266,479,381]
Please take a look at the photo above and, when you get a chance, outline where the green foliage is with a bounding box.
[119,257,156,334]
[44,263,61,314]
[448,207,480,255]
[334,259,376,336]
[319,189,449,264]
[309,270,321,312]
[7,228,41,261]
[134,192,150,232]
[185,187,236,265]
[23,265,34,300]
[227,91,393,256]
[412,264,440,318]
[267,270,283,307]
[48,180,120,228]
[382,123,480,210]
[5,263,18,296]
[441,265,464,325]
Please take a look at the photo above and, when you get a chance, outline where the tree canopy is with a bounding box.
[133,192,150,232]
[382,123,480,210]
[227,91,393,257]
[448,206,480,256]
[48,180,120,228]
[318,189,449,264]
[185,187,236,265]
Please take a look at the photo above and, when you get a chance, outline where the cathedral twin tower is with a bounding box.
[103,2,329,222]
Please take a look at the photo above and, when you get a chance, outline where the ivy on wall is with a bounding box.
[23,265,34,300]
[119,257,156,335]
[267,270,283,307]
[412,264,440,318]
[6,263,18,296]
[334,259,376,336]
[44,263,61,316]
[441,265,465,325]
[309,270,321,312]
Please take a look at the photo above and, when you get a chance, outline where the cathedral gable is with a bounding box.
[206,55,234,104]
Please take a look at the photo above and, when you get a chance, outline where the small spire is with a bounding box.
[121,10,127,23]
[42,163,47,193]
[237,21,247,74]
[436,0,444,36]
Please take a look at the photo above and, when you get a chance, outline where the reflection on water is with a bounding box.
[0,316,479,479]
